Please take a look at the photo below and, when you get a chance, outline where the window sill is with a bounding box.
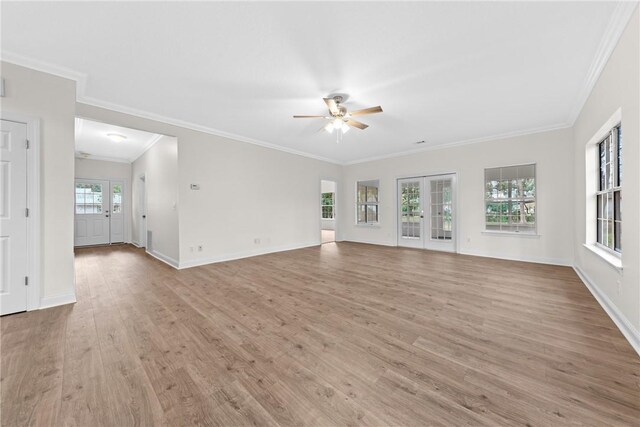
[583,244,622,272]
[482,231,540,238]
[355,223,381,228]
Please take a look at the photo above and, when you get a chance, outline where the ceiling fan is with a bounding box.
[293,95,382,141]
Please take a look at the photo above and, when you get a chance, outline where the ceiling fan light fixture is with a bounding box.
[107,133,127,143]
[324,122,335,133]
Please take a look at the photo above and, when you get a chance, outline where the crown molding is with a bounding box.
[1,51,343,166]
[343,122,572,166]
[75,153,131,164]
[566,1,638,125]
[1,51,88,96]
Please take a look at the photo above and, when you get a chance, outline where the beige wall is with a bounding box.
[0,62,76,301]
[75,157,132,243]
[131,136,179,265]
[573,10,639,334]
[340,127,575,266]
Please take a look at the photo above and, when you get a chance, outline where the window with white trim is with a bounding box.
[484,164,536,233]
[356,180,379,224]
[321,192,334,219]
[596,124,622,253]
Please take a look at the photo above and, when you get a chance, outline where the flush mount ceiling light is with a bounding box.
[294,95,382,143]
[106,133,127,143]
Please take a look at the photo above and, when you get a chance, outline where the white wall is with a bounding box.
[131,135,179,266]
[572,10,639,341]
[1,62,76,303]
[177,135,341,267]
[75,103,342,268]
[340,127,575,266]
[74,157,132,243]
[321,180,336,230]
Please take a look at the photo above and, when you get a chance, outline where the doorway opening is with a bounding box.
[321,179,337,244]
[397,173,457,252]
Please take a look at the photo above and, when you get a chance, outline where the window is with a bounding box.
[357,180,379,224]
[321,192,334,219]
[112,183,122,214]
[596,125,622,253]
[75,183,103,214]
[485,164,536,233]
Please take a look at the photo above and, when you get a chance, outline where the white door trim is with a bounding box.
[1,113,41,311]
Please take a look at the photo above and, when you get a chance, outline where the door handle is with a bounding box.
[142,215,146,219]
[105,215,109,218]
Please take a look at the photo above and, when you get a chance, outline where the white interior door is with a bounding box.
[110,180,124,243]
[398,178,424,248]
[398,174,456,252]
[75,179,110,246]
[0,120,29,315]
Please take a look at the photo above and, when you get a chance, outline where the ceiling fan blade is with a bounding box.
[323,98,339,115]
[350,106,383,117]
[346,119,369,130]
[293,115,327,118]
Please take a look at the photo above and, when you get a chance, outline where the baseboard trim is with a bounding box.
[39,293,77,310]
[146,249,179,269]
[458,248,571,267]
[342,238,397,247]
[179,241,320,269]
[573,266,640,357]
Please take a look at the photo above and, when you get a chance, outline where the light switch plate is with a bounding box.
[190,184,200,190]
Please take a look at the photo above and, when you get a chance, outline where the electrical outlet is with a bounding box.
[198,245,203,252]
[190,246,194,252]
[254,238,260,244]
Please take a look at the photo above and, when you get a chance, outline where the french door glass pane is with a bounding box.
[400,182,420,238]
[431,179,452,240]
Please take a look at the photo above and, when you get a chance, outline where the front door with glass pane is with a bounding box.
[74,179,110,246]
[398,174,456,252]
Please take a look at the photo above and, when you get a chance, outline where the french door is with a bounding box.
[398,174,456,252]
[74,179,125,246]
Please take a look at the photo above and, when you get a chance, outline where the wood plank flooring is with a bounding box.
[2,242,639,426]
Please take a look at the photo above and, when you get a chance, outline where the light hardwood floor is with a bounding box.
[1,243,639,426]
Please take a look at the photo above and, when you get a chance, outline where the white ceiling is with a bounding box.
[1,2,636,164]
[75,118,162,163]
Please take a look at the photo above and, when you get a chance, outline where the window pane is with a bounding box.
[597,219,602,244]
[614,191,621,221]
[75,182,102,215]
[366,205,378,223]
[606,192,613,220]
[617,126,622,186]
[358,184,366,203]
[614,221,621,252]
[366,186,378,203]
[599,141,606,191]
[357,204,366,223]
[607,220,614,249]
